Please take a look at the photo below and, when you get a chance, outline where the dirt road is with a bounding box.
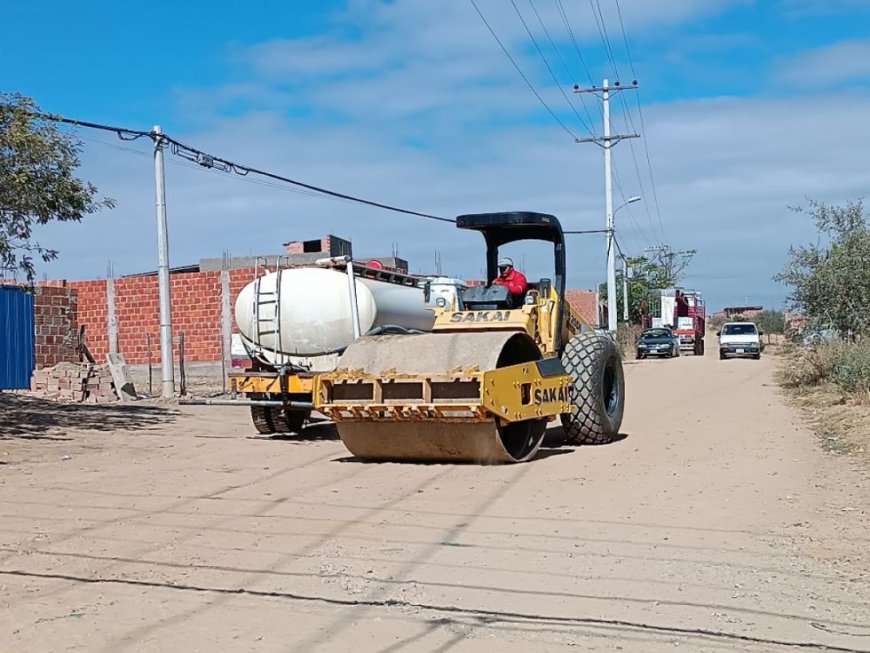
[1,350,868,652]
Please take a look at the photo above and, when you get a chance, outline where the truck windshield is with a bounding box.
[722,324,757,335]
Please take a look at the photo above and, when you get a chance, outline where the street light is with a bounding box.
[612,196,642,324]
[615,196,642,214]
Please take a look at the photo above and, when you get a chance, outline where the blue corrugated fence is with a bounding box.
[0,286,35,390]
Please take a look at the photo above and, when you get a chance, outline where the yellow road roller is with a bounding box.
[314,211,626,463]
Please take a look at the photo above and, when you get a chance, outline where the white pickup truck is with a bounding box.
[717,321,763,360]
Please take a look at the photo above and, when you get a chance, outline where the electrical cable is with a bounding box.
[159,133,454,223]
[588,0,621,80]
[469,0,580,142]
[509,0,594,135]
[554,0,596,87]
[31,111,454,224]
[612,0,668,242]
[526,0,598,134]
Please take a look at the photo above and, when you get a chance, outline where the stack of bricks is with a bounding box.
[30,362,118,403]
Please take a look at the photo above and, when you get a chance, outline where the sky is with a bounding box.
[3,0,870,311]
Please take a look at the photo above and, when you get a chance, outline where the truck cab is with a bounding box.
[717,322,763,360]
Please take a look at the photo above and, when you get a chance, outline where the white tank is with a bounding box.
[234,267,436,359]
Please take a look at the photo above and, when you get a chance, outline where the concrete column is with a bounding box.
[106,277,119,355]
[220,269,232,391]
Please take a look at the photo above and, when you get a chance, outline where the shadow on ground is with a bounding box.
[542,426,629,448]
[249,419,340,443]
[0,394,179,440]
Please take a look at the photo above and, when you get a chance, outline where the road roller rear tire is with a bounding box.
[560,332,625,445]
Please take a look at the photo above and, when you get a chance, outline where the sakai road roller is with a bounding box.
[314,211,626,463]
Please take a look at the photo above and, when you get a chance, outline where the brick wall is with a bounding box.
[56,268,261,366]
[33,286,79,368]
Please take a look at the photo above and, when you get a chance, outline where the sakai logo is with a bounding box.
[533,387,569,404]
[449,311,511,323]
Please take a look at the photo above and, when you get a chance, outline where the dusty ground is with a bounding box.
[1,349,868,652]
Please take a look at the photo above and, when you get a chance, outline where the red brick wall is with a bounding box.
[69,279,109,361]
[33,285,79,368]
[55,268,262,366]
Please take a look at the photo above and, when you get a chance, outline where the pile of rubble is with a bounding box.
[30,362,119,404]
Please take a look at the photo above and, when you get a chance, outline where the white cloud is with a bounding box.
[777,40,870,85]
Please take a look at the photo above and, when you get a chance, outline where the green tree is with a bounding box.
[774,199,870,338]
[599,255,680,324]
[0,93,114,281]
[754,309,786,342]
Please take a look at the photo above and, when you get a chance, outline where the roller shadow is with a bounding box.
[542,425,629,448]
[247,418,340,442]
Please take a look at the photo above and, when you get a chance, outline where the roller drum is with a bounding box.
[333,331,548,463]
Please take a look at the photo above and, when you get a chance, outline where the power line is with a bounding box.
[527,0,599,133]
[610,3,668,242]
[469,0,580,142]
[510,0,594,135]
[616,95,663,242]
[554,0,595,87]
[32,111,454,224]
[613,0,636,78]
[82,134,361,206]
[587,0,620,79]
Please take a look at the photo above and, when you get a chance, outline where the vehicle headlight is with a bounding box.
[435,297,447,308]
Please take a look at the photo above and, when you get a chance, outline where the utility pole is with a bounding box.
[622,257,630,323]
[644,244,697,288]
[575,80,639,333]
[153,125,175,398]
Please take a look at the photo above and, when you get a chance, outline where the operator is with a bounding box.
[492,257,528,303]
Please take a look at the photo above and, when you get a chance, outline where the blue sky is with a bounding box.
[3,0,870,310]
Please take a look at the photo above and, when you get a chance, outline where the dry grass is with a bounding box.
[776,343,870,458]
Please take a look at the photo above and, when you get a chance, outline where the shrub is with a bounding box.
[831,341,870,396]
[779,345,839,388]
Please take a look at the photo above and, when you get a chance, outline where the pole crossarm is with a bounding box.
[575,134,640,145]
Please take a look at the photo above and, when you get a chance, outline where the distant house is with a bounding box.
[714,305,764,320]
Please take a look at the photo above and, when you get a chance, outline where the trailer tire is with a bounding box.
[272,408,309,434]
[251,403,276,434]
[560,332,625,445]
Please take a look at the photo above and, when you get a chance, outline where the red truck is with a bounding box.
[672,289,705,355]
[641,288,706,356]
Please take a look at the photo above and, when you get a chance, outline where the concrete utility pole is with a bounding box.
[153,125,175,398]
[622,257,630,323]
[575,80,640,334]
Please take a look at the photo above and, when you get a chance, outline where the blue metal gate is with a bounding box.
[0,286,35,390]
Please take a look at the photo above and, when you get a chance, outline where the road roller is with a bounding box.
[314,211,626,463]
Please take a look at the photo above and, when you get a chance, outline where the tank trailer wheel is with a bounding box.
[560,332,626,445]
[270,408,310,434]
[251,402,277,435]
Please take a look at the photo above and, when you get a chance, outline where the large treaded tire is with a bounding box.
[251,404,276,434]
[270,408,309,434]
[559,332,625,445]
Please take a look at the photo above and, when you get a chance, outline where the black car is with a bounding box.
[636,327,680,359]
